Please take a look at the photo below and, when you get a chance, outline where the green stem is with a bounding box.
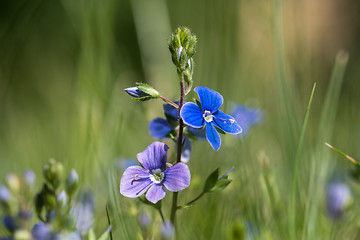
[178,191,205,209]
[170,73,185,224]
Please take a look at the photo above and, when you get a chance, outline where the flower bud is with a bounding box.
[125,83,160,102]
[57,190,67,207]
[31,222,54,240]
[125,87,151,101]
[0,185,11,203]
[168,27,197,72]
[43,159,63,189]
[24,170,36,188]
[66,169,79,196]
[161,221,174,239]
[6,174,20,193]
[327,182,352,220]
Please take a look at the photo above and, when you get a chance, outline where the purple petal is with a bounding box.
[181,102,204,128]
[145,184,166,204]
[206,123,221,151]
[163,163,191,192]
[120,166,152,198]
[195,87,223,113]
[213,110,242,134]
[163,103,179,120]
[149,118,174,139]
[137,142,169,170]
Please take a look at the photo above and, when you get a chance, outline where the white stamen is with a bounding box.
[203,110,213,122]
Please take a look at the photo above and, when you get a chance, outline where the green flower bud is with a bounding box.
[136,83,160,98]
[168,27,197,74]
[66,169,79,196]
[43,159,63,190]
[6,174,20,193]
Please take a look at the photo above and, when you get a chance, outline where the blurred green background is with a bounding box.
[1,0,360,239]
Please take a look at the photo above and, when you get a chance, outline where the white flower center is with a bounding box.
[203,110,213,123]
[150,169,164,184]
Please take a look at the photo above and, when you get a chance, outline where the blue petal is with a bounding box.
[206,123,221,151]
[213,110,242,134]
[163,103,179,120]
[137,142,169,170]
[180,137,192,163]
[120,166,152,198]
[195,87,223,113]
[163,163,191,192]
[149,118,174,139]
[145,184,166,204]
[180,102,204,128]
[231,105,263,137]
[187,126,206,140]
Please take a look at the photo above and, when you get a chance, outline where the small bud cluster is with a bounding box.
[169,27,197,83]
[0,160,112,239]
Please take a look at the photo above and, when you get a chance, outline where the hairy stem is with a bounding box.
[170,73,185,224]
[160,96,179,109]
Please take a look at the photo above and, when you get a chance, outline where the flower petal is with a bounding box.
[145,184,166,204]
[231,105,263,137]
[187,126,206,140]
[195,86,223,113]
[149,118,174,139]
[163,163,191,192]
[206,122,221,151]
[213,110,242,134]
[137,142,169,171]
[120,166,152,198]
[163,103,179,120]
[180,102,204,128]
[180,137,192,163]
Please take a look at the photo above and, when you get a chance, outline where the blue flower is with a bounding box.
[326,182,351,220]
[230,105,263,138]
[31,222,57,240]
[120,142,191,204]
[180,87,242,151]
[149,103,205,162]
[72,191,94,235]
[149,103,206,140]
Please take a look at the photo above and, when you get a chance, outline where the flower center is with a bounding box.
[203,110,213,123]
[150,169,164,184]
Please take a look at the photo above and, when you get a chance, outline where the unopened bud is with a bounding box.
[43,159,63,189]
[66,169,79,196]
[24,170,36,188]
[6,174,20,193]
[0,185,11,203]
[57,190,67,207]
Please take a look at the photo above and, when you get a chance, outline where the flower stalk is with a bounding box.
[170,73,185,224]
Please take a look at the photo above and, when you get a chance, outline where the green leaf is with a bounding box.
[212,176,232,192]
[97,227,111,240]
[203,168,219,192]
[88,228,96,240]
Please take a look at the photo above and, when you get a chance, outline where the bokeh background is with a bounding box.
[1,0,360,239]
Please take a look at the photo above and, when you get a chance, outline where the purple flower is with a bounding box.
[0,186,11,203]
[24,170,36,188]
[120,142,191,204]
[231,105,263,138]
[31,222,57,240]
[327,182,351,220]
[180,87,242,151]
